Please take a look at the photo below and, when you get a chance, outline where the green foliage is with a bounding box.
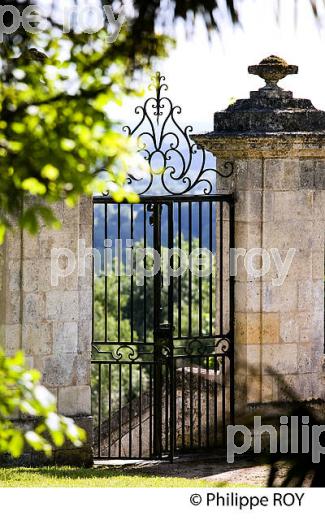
[0,0,321,242]
[0,349,85,458]
[0,0,172,243]
[0,30,146,241]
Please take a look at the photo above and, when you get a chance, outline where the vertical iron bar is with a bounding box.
[219,201,224,336]
[143,204,147,342]
[153,203,163,458]
[189,356,193,449]
[118,363,122,458]
[209,201,213,336]
[178,202,182,338]
[129,364,132,457]
[108,364,111,458]
[104,203,108,342]
[181,365,185,450]
[222,357,226,447]
[188,202,192,337]
[167,201,175,462]
[214,356,218,447]
[149,364,153,457]
[117,204,121,343]
[199,202,203,336]
[130,205,134,343]
[206,355,210,448]
[139,365,142,458]
[98,363,101,458]
[165,364,169,453]
[198,356,202,448]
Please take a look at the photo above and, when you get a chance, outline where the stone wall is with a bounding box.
[236,157,324,405]
[193,56,325,417]
[0,197,93,465]
[211,150,325,415]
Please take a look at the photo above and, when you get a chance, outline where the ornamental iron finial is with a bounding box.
[248,55,298,90]
[122,72,233,196]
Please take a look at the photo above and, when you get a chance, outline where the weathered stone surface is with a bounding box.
[41,354,76,387]
[46,291,79,321]
[192,57,325,415]
[52,321,78,353]
[22,322,52,356]
[236,312,280,345]
[58,386,91,416]
[0,197,93,466]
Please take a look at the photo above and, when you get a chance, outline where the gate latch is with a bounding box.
[157,322,173,340]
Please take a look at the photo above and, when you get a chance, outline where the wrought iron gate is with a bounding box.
[91,73,235,460]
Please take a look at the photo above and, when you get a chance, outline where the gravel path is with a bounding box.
[95,455,290,487]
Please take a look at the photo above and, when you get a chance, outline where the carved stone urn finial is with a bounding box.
[248,55,298,90]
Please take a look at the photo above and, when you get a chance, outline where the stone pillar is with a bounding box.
[0,197,93,465]
[193,56,325,416]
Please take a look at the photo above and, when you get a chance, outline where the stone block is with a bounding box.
[236,159,263,190]
[273,191,313,221]
[263,344,298,375]
[79,290,92,320]
[78,319,92,354]
[279,313,299,343]
[23,293,45,323]
[262,313,280,344]
[234,222,262,250]
[314,160,325,189]
[38,263,58,292]
[22,232,39,259]
[5,290,21,325]
[41,354,75,387]
[278,373,320,401]
[247,375,261,403]
[58,386,91,416]
[263,221,313,250]
[299,159,316,189]
[262,280,298,312]
[7,259,21,293]
[5,324,21,355]
[46,291,79,321]
[39,229,77,259]
[246,344,260,374]
[311,218,324,250]
[313,190,325,220]
[297,280,313,311]
[264,159,283,189]
[236,312,279,344]
[53,321,78,353]
[6,229,21,259]
[73,355,90,385]
[281,249,312,282]
[312,250,324,280]
[22,322,52,356]
[79,197,93,226]
[235,280,262,313]
[22,260,39,293]
[261,375,274,402]
[265,158,300,190]
[297,343,321,373]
